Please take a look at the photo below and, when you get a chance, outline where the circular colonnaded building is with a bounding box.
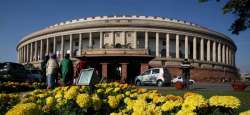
[17,15,238,83]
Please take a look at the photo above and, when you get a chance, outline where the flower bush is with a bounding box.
[0,93,20,115]
[0,82,46,93]
[2,82,248,115]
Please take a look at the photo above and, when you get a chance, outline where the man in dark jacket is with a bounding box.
[40,55,49,83]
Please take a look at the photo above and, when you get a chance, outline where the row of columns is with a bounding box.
[18,32,236,66]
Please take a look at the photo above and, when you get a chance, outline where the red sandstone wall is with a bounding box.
[166,66,239,83]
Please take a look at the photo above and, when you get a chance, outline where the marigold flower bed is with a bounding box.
[1,82,250,115]
[0,82,46,93]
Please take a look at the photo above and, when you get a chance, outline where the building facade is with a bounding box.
[16,15,238,82]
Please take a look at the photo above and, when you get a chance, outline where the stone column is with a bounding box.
[232,49,234,65]
[134,31,137,48]
[30,43,33,62]
[229,48,231,65]
[34,41,37,61]
[200,38,204,61]
[23,45,26,63]
[185,35,189,59]
[120,63,128,83]
[222,44,225,64]
[226,46,229,64]
[218,43,221,63]
[145,32,148,49]
[212,41,216,62]
[69,34,73,57]
[19,49,21,62]
[207,40,211,61]
[166,33,170,58]
[53,37,56,54]
[61,36,64,59]
[101,63,108,81]
[176,34,180,58]
[79,33,82,56]
[140,63,149,74]
[89,32,92,48]
[40,40,43,61]
[156,32,159,57]
[46,38,49,55]
[27,44,29,62]
[99,32,103,48]
[22,47,24,62]
[193,37,197,60]
[22,47,25,63]
[112,31,115,46]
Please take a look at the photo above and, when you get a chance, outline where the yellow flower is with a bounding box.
[183,92,199,99]
[91,94,102,110]
[46,96,54,106]
[240,110,250,115]
[6,103,43,115]
[113,87,121,93]
[108,95,120,109]
[161,101,182,112]
[166,95,183,102]
[176,110,197,115]
[181,94,207,111]
[137,88,147,93]
[76,93,91,109]
[209,96,240,109]
[64,86,79,100]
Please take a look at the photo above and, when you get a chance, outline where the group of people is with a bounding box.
[40,54,86,89]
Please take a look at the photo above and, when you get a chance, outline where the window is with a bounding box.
[152,69,160,74]
[104,33,109,37]
[142,70,151,75]
[162,40,166,46]
[75,42,79,46]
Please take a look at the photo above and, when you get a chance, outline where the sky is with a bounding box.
[0,0,249,73]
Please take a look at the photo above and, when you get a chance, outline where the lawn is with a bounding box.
[159,89,250,112]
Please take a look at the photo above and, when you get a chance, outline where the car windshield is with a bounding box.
[142,70,150,75]
[152,69,159,74]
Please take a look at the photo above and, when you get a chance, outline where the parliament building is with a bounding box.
[16,15,238,82]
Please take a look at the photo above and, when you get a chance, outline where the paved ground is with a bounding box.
[137,82,250,91]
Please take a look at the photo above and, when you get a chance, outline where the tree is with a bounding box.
[199,0,250,35]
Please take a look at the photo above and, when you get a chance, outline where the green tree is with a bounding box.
[199,0,250,35]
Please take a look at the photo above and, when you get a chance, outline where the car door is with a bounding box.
[150,69,160,83]
[141,69,151,83]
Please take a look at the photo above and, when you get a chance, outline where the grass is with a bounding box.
[159,89,250,112]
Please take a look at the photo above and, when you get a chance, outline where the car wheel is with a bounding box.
[136,80,141,86]
[157,80,163,87]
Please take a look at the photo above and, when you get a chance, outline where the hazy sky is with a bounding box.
[0,0,249,73]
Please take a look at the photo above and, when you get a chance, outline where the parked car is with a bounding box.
[26,69,42,82]
[0,62,28,82]
[135,67,172,87]
[171,76,196,84]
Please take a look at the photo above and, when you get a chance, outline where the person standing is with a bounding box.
[46,54,59,89]
[60,54,74,86]
[40,55,49,83]
[74,59,87,82]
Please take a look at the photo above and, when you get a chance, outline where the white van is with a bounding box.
[135,67,172,87]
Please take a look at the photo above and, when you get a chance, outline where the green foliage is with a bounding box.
[198,0,250,35]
